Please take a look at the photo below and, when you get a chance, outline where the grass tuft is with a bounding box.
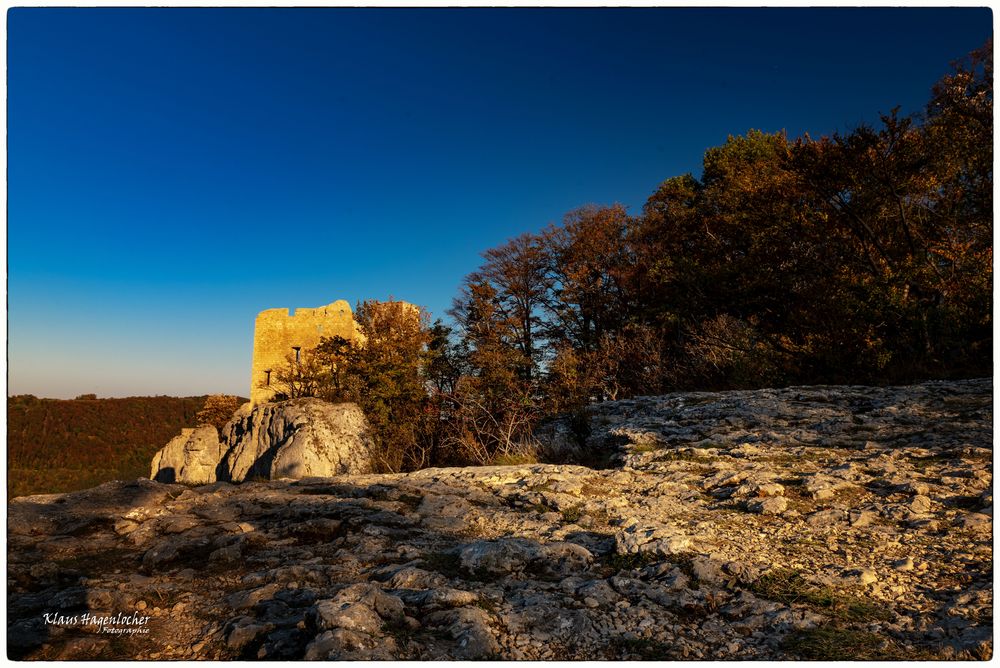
[783,626,931,660]
[750,569,893,622]
[602,550,661,573]
[560,503,585,523]
[610,636,675,660]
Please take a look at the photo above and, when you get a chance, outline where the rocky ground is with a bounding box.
[7,378,992,660]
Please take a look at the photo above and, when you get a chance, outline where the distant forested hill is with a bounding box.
[7,395,243,497]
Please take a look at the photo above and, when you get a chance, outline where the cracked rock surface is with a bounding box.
[7,378,992,660]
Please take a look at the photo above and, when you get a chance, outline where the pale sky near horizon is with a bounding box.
[7,7,992,398]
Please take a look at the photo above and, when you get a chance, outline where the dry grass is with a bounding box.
[750,569,893,623]
[783,626,934,660]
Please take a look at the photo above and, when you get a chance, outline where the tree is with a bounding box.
[454,233,550,380]
[312,335,354,400]
[926,39,992,227]
[266,348,331,401]
[542,204,635,355]
[789,43,992,379]
[259,43,991,473]
[195,394,243,432]
[448,279,540,464]
[631,173,704,335]
[262,300,438,472]
[331,300,434,473]
[545,343,589,413]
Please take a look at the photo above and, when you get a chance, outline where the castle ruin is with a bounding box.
[250,299,360,405]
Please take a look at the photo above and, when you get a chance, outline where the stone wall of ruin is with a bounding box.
[250,299,359,404]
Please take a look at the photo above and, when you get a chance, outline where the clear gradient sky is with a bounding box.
[8,7,992,398]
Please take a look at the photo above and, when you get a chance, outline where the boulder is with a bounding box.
[459,539,592,577]
[149,398,375,484]
[150,426,224,484]
[218,398,374,482]
[748,496,787,515]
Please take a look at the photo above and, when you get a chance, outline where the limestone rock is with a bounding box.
[848,509,878,527]
[893,556,914,572]
[909,494,933,514]
[443,607,500,660]
[225,618,275,652]
[842,567,878,586]
[386,566,447,590]
[615,523,692,556]
[805,508,846,527]
[749,496,787,515]
[804,475,856,500]
[414,588,480,609]
[8,378,992,661]
[226,583,284,611]
[754,483,786,497]
[459,539,591,577]
[219,399,374,481]
[315,600,382,634]
[903,481,930,496]
[303,627,390,660]
[956,512,991,535]
[150,426,224,484]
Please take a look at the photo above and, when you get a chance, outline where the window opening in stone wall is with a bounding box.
[265,370,272,386]
[293,347,301,363]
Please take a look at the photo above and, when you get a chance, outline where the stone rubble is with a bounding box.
[8,378,992,660]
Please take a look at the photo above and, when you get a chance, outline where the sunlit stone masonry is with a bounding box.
[249,300,360,405]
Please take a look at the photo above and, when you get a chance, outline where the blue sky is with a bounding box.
[8,7,992,398]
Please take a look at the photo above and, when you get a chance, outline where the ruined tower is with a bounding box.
[250,299,359,405]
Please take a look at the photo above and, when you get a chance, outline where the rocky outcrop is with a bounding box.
[218,399,374,481]
[8,379,992,660]
[149,399,374,484]
[149,426,224,485]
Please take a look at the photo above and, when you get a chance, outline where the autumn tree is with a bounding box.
[264,300,438,472]
[195,394,243,432]
[926,39,992,228]
[263,42,991,472]
[329,300,434,472]
[454,233,550,380]
[631,173,705,336]
[922,39,993,372]
[542,204,636,353]
[448,280,540,464]
[267,347,331,401]
[789,41,992,379]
